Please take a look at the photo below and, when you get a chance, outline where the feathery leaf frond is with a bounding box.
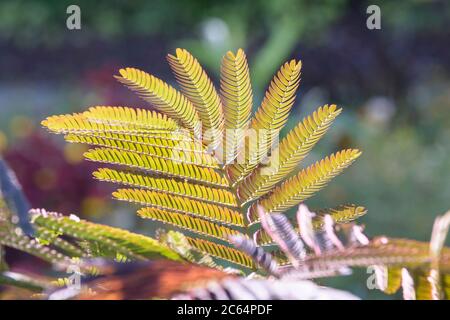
[138,207,242,243]
[113,189,244,226]
[40,49,364,275]
[228,60,302,185]
[254,205,366,246]
[84,148,229,186]
[42,107,177,135]
[66,134,218,168]
[239,104,341,203]
[259,209,306,267]
[83,106,179,130]
[302,237,437,270]
[313,205,367,229]
[187,237,255,270]
[229,235,279,275]
[115,68,202,137]
[93,168,238,206]
[220,49,253,163]
[300,236,450,299]
[31,209,182,261]
[0,232,73,267]
[250,149,361,220]
[167,49,224,148]
[34,226,88,258]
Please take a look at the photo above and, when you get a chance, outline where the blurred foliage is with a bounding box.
[306,80,450,241]
[3,132,111,217]
[0,0,349,90]
[0,0,448,88]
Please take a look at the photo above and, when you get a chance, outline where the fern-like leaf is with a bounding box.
[254,205,366,246]
[227,60,302,185]
[82,106,179,130]
[84,148,229,187]
[167,49,224,149]
[66,133,218,168]
[113,188,243,226]
[239,104,341,203]
[302,237,438,271]
[34,226,88,258]
[93,168,237,206]
[250,149,361,220]
[42,107,177,135]
[138,207,242,243]
[259,208,306,268]
[115,68,202,138]
[229,235,279,276]
[0,232,73,267]
[312,205,367,230]
[220,49,253,163]
[31,209,182,261]
[187,237,255,270]
[40,49,366,275]
[66,130,200,150]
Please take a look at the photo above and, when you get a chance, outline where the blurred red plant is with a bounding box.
[4,132,111,217]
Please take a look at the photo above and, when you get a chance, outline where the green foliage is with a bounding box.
[0,175,183,294]
[42,49,363,271]
[30,209,183,262]
[248,204,450,300]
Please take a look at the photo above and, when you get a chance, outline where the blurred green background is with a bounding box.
[0,0,449,299]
